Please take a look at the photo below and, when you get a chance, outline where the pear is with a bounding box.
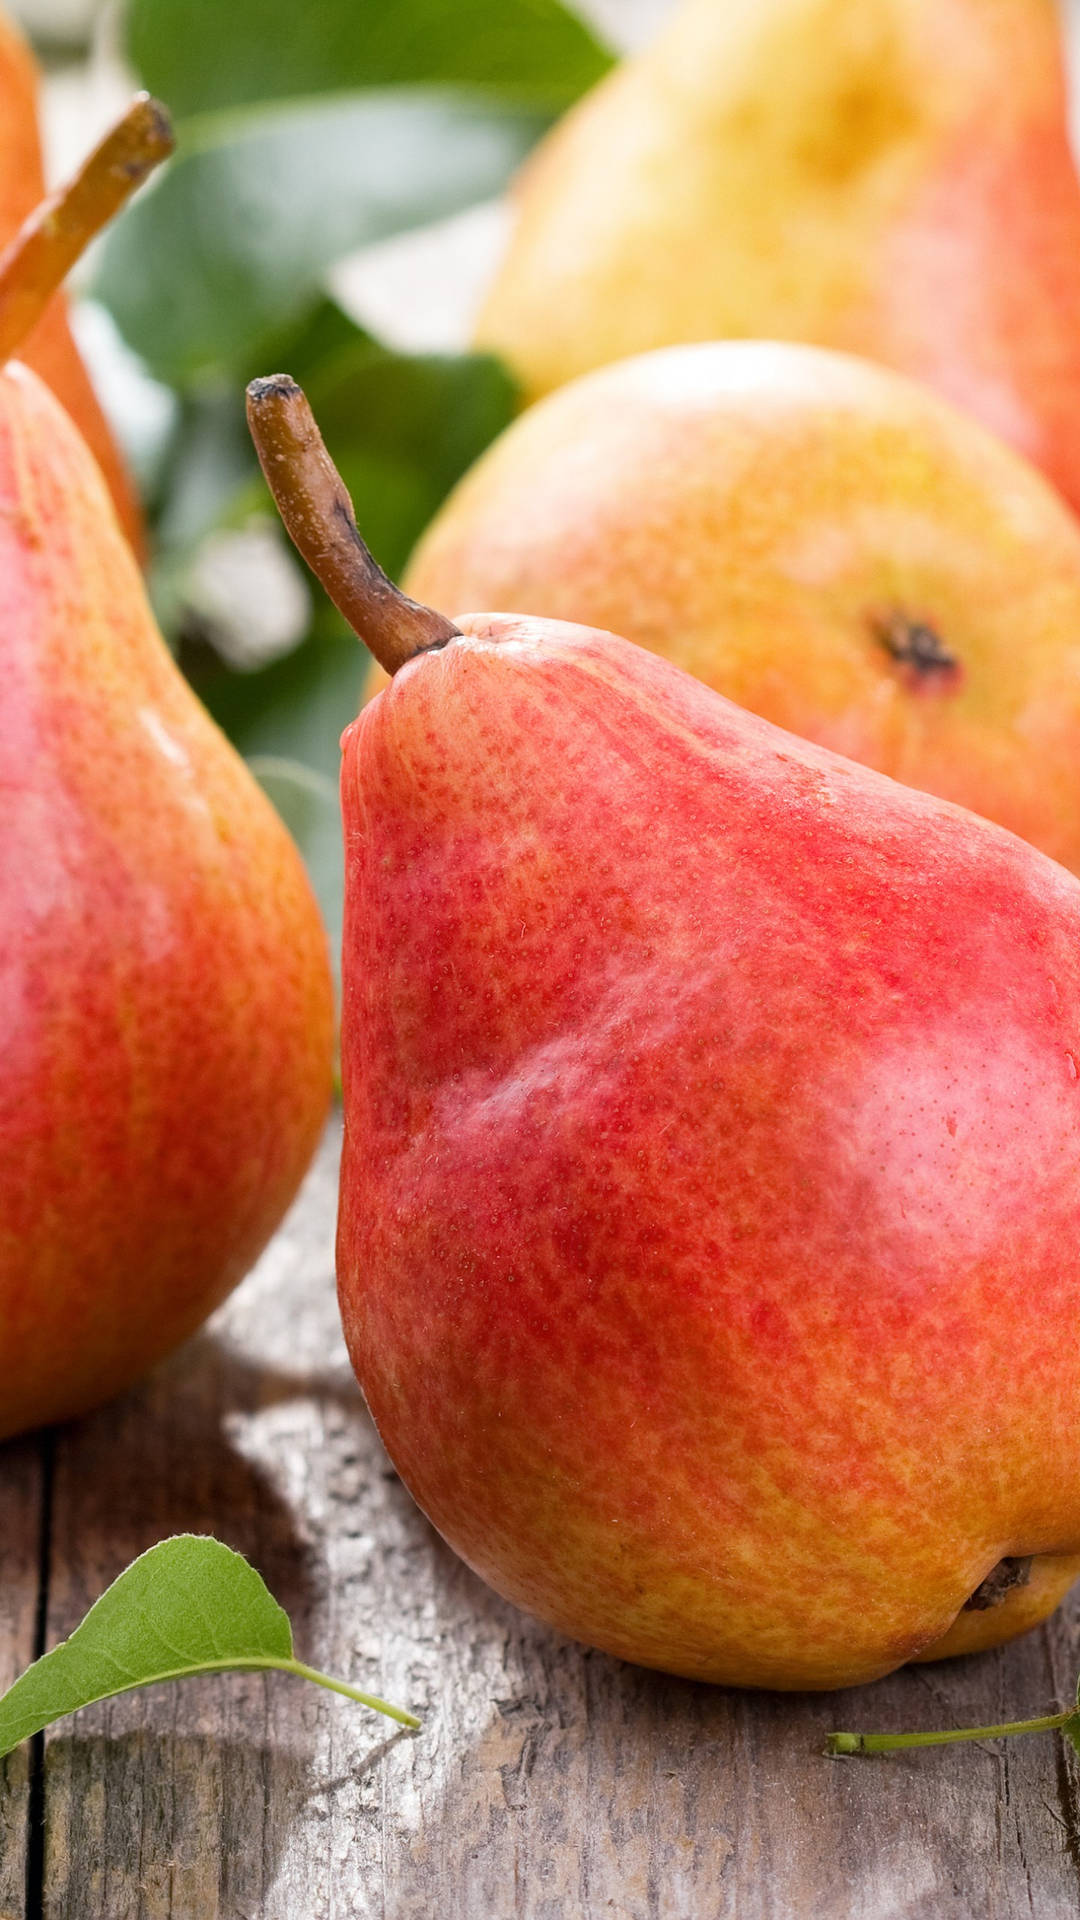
[407,339,1080,877]
[0,5,143,549]
[0,107,335,1441]
[476,0,1080,515]
[251,374,1080,1690]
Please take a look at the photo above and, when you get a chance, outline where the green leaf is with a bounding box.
[181,618,365,979]
[182,601,371,784]
[125,0,613,119]
[94,91,547,382]
[0,1536,418,1755]
[300,325,518,582]
[248,757,344,992]
[171,310,514,777]
[153,391,256,554]
[1063,1715,1080,1758]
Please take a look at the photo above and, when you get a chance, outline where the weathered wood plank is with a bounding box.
[0,1434,46,1920]
[37,1128,345,1920]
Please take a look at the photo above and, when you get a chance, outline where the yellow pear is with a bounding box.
[476,0,1080,514]
[407,340,1080,876]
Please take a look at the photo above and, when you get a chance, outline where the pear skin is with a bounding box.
[476,0,1080,515]
[0,6,142,549]
[335,608,1080,1689]
[407,340,1080,879]
[0,362,334,1438]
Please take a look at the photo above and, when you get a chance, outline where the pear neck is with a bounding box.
[0,95,173,367]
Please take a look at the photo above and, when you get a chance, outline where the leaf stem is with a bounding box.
[280,1659,420,1728]
[245,374,460,675]
[827,1711,1072,1756]
[0,94,173,365]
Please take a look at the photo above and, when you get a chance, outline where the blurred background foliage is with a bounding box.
[12,0,618,967]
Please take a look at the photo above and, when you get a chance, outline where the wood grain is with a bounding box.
[0,1435,45,1920]
[3,1117,1073,1917]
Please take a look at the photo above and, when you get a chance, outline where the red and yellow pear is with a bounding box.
[476,0,1080,515]
[408,339,1080,878]
[0,106,335,1440]
[251,376,1080,1690]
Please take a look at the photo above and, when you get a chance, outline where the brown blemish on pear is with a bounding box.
[874,610,961,691]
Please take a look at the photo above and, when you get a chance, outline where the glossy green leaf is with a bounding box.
[183,616,369,790]
[182,630,359,1006]
[249,756,344,990]
[125,0,613,118]
[174,311,514,775]
[94,91,546,382]
[300,327,518,582]
[153,391,256,554]
[0,1536,417,1754]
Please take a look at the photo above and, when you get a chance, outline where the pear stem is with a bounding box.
[246,375,460,676]
[0,94,174,366]
[827,1710,1072,1756]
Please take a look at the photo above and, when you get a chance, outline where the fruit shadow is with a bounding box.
[37,1727,313,1919]
[24,1325,404,1910]
[43,1331,341,1636]
[15,1111,352,1630]
[0,1331,365,1661]
[37,1719,416,1918]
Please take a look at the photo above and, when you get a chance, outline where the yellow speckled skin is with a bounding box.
[407,341,1080,878]
[0,362,335,1439]
[476,0,1080,514]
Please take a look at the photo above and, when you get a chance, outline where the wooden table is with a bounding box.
[2,1115,1080,1918]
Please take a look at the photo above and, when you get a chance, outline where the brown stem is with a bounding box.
[0,94,174,366]
[246,375,460,676]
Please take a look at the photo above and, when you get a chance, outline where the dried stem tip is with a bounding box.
[0,93,174,366]
[246,375,460,677]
